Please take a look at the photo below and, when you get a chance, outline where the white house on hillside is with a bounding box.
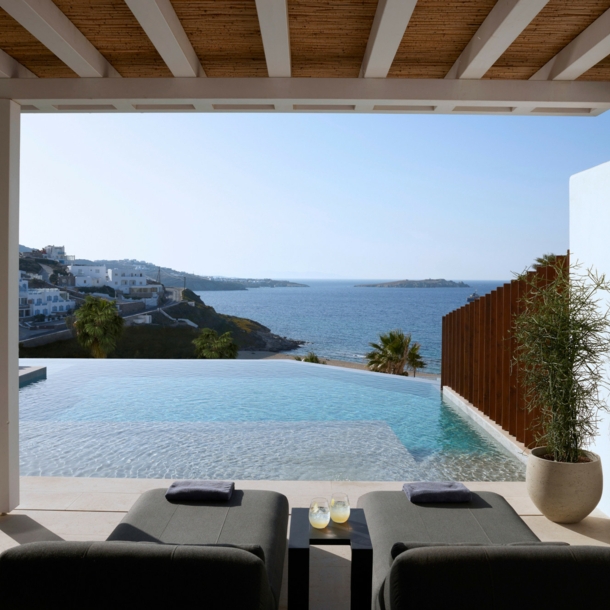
[43,245,74,264]
[27,289,75,317]
[18,271,75,318]
[18,272,28,319]
[107,267,147,290]
[66,265,162,305]
[68,264,107,288]
[107,268,163,304]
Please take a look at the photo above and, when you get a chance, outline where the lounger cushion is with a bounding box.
[386,545,610,610]
[390,540,569,562]
[358,491,539,609]
[0,540,272,610]
[107,488,288,609]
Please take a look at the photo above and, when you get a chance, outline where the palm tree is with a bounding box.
[366,330,411,375]
[193,328,238,359]
[407,342,426,377]
[73,295,124,358]
[533,253,558,269]
[294,352,326,364]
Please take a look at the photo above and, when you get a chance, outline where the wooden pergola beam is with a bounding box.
[255,0,291,77]
[446,0,550,80]
[1,77,608,117]
[360,0,418,78]
[125,0,205,78]
[531,8,610,81]
[0,49,36,78]
[0,0,120,78]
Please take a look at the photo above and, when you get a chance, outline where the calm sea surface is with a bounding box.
[197,280,506,373]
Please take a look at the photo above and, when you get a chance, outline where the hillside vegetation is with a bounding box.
[20,289,302,358]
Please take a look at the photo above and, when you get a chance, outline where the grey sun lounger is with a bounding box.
[359,490,610,610]
[0,488,289,610]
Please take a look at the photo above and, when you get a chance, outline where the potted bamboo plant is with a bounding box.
[513,256,610,523]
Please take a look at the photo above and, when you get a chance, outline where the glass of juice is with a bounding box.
[309,497,331,529]
[330,493,350,523]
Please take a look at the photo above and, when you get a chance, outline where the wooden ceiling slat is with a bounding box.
[485,0,610,80]
[0,0,608,84]
[0,7,75,77]
[388,0,496,79]
[288,0,378,78]
[171,0,267,77]
[53,0,172,78]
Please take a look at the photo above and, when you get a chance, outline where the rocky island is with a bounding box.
[356,279,470,288]
[228,279,308,288]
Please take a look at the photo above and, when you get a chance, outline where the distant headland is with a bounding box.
[355,279,470,288]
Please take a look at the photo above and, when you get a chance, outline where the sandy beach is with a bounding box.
[237,350,441,380]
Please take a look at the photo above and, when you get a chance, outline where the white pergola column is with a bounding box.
[0,99,20,514]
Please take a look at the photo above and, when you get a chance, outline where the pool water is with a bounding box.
[19,359,525,481]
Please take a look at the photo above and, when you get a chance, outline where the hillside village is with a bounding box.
[19,245,164,322]
[18,245,303,357]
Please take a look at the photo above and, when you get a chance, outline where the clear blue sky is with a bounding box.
[19,111,610,280]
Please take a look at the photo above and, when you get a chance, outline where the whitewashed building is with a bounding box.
[18,272,29,318]
[107,267,147,291]
[68,264,108,288]
[107,268,162,304]
[43,245,74,264]
[18,272,75,318]
[27,289,75,317]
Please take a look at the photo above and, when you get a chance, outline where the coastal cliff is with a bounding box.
[159,290,303,352]
[19,289,303,358]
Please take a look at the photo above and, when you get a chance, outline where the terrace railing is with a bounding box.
[441,255,568,448]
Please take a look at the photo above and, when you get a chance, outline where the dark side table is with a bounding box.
[288,507,372,610]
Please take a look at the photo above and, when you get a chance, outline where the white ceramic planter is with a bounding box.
[526,447,603,524]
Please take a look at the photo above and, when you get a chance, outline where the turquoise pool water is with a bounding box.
[19,359,525,481]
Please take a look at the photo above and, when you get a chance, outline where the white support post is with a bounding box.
[0,100,20,514]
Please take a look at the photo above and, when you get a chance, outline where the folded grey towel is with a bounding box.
[166,480,234,502]
[403,482,471,503]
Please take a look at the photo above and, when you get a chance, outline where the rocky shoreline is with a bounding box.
[251,327,304,352]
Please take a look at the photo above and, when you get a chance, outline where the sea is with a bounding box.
[196,280,506,374]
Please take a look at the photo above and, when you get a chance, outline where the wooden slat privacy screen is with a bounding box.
[441,255,568,448]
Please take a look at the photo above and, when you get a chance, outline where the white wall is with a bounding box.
[68,264,107,288]
[570,159,610,517]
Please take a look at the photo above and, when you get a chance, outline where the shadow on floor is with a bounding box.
[0,514,63,544]
[562,517,610,545]
[309,546,352,610]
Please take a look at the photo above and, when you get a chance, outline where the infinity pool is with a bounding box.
[19,359,525,481]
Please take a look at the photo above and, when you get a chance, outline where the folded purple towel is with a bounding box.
[166,480,234,502]
[403,482,471,503]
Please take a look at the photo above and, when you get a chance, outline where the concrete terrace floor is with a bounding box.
[2,479,610,610]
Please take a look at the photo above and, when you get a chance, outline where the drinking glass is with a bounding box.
[330,493,351,523]
[309,497,330,529]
